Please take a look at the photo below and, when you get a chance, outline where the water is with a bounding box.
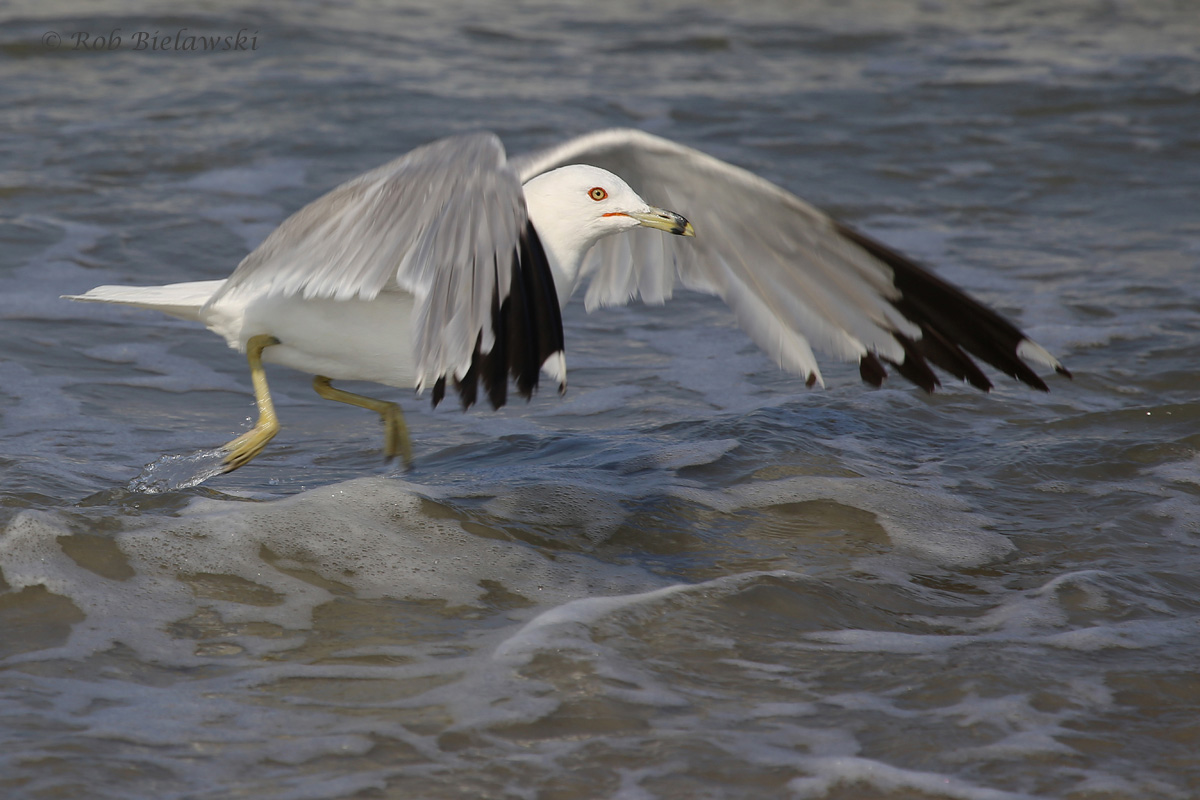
[3,1,1199,797]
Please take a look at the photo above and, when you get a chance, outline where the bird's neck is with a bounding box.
[523,183,601,309]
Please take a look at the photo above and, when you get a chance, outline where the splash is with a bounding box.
[126,449,228,493]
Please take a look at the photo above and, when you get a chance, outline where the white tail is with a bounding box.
[63,280,226,323]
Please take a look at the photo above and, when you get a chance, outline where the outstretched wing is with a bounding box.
[512,128,1068,392]
[209,133,564,408]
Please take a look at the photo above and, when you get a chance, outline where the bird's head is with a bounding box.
[523,164,694,252]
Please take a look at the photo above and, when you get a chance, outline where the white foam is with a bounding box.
[789,567,1196,659]
[787,755,1038,800]
[1039,619,1187,652]
[491,579,709,666]
[1,477,671,666]
[439,571,802,730]
[679,474,1015,568]
[1146,453,1200,545]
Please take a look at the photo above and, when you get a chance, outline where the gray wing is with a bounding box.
[512,128,1068,392]
[210,133,565,407]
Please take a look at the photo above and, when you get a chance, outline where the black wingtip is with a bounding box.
[859,353,888,388]
[834,222,1066,395]
[432,221,566,412]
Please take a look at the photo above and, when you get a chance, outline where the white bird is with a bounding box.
[66,129,1068,473]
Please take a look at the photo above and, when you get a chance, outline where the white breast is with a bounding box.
[203,289,419,389]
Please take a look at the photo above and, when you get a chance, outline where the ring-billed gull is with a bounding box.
[66,129,1068,472]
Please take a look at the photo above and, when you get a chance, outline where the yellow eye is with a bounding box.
[588,187,608,201]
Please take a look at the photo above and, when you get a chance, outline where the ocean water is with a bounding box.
[2,1,1199,797]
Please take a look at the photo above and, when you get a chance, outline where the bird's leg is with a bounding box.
[312,376,413,468]
[222,334,281,473]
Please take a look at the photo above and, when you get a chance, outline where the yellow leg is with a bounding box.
[222,334,281,473]
[312,376,413,468]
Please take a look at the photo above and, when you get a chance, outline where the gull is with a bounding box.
[66,129,1068,473]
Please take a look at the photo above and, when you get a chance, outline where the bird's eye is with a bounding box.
[588,187,608,201]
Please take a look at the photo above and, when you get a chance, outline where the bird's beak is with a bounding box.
[627,207,696,237]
